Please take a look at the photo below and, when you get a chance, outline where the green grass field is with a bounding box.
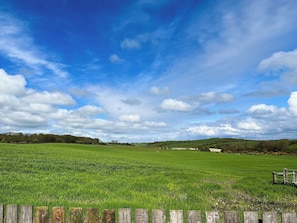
[0,143,296,212]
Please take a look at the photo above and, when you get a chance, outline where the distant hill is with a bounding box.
[1,133,297,154]
[147,138,297,155]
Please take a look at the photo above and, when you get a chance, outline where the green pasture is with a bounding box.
[0,143,296,212]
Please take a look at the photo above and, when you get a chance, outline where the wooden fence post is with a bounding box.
[263,212,277,223]
[206,211,220,223]
[243,211,258,223]
[0,204,3,223]
[53,207,65,223]
[119,208,131,223]
[170,210,183,223]
[282,212,297,223]
[6,204,17,223]
[85,208,99,223]
[272,172,277,184]
[102,210,115,223]
[70,208,83,223]
[36,206,49,223]
[152,210,166,223]
[224,211,239,223]
[135,209,149,223]
[187,211,201,223]
[21,205,32,223]
[283,168,288,184]
[293,171,297,185]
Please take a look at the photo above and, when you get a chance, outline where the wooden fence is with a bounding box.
[1,205,297,223]
[272,168,297,186]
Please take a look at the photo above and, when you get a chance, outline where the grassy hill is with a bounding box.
[147,138,297,154]
[0,143,296,213]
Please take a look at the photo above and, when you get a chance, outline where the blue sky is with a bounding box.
[1,0,297,142]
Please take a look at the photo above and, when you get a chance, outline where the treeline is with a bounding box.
[148,138,297,154]
[0,132,101,144]
[219,139,297,154]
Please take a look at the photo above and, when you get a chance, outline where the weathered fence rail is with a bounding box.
[1,204,297,223]
[272,168,297,186]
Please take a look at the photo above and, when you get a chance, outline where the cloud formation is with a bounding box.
[120,38,141,50]
[0,69,26,95]
[109,54,124,64]
[0,12,68,78]
[160,99,193,112]
[119,114,141,122]
[288,91,297,116]
[0,69,74,132]
[259,49,297,85]
[1,0,297,142]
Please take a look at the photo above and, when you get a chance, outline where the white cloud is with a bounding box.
[150,86,170,95]
[120,38,141,50]
[187,124,238,137]
[76,105,104,116]
[2,111,47,128]
[0,11,68,78]
[109,54,124,64]
[23,90,75,106]
[288,91,297,116]
[0,69,26,95]
[2,69,297,141]
[0,69,75,113]
[90,86,159,121]
[155,0,297,96]
[237,118,262,131]
[119,31,160,50]
[24,103,56,113]
[247,104,278,116]
[0,69,76,132]
[258,49,297,72]
[0,95,18,107]
[144,121,167,127]
[187,125,216,136]
[185,91,297,140]
[121,98,142,106]
[160,98,193,112]
[196,91,234,104]
[258,49,297,85]
[119,114,141,122]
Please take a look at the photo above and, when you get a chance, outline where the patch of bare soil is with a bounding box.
[211,190,297,212]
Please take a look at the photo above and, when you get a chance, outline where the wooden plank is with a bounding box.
[6,204,17,223]
[36,206,49,223]
[170,210,183,223]
[0,204,3,223]
[102,210,115,223]
[206,211,220,223]
[21,205,33,223]
[224,211,239,223]
[85,208,99,223]
[135,209,149,223]
[243,211,258,223]
[152,210,166,223]
[282,212,297,223]
[70,208,83,223]
[187,211,201,223]
[263,212,278,223]
[119,208,131,223]
[53,207,65,223]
